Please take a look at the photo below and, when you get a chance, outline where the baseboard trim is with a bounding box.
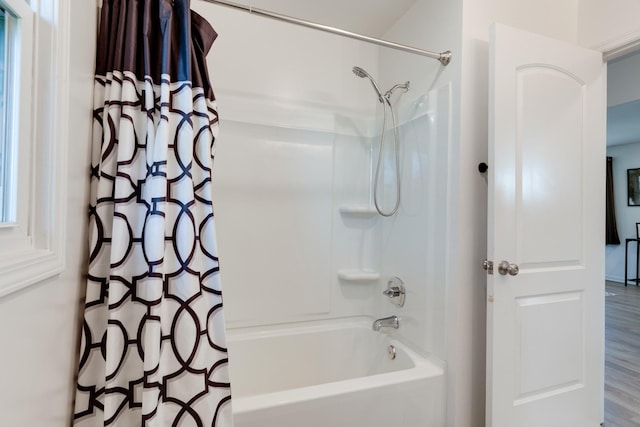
[605,275,625,284]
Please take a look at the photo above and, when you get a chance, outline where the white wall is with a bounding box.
[579,0,640,51]
[193,2,379,121]
[0,1,96,425]
[608,50,640,107]
[606,143,640,282]
[466,0,579,45]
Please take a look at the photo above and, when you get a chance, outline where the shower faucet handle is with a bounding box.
[383,288,401,297]
[383,277,405,307]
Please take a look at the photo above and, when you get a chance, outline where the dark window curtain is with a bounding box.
[606,156,621,245]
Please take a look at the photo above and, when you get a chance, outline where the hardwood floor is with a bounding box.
[605,281,640,427]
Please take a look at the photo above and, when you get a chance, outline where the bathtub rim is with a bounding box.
[226,316,446,414]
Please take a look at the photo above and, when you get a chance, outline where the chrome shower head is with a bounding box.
[352,66,368,79]
[352,66,385,104]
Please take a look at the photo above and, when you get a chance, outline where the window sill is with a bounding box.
[0,248,64,298]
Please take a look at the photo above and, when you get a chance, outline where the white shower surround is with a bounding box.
[210,91,450,425]
[227,319,446,427]
[192,1,451,425]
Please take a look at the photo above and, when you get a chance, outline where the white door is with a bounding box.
[487,24,606,427]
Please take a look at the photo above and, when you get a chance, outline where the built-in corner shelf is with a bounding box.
[339,205,378,218]
[337,269,380,282]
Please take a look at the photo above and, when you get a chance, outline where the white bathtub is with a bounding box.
[226,319,446,427]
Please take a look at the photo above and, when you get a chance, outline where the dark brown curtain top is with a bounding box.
[97,0,217,99]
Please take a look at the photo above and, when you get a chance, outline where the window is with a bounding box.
[0,9,7,222]
[0,7,14,224]
[0,0,36,289]
[0,0,68,296]
[0,0,32,239]
[0,5,20,224]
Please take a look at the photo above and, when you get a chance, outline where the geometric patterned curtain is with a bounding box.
[73,1,232,425]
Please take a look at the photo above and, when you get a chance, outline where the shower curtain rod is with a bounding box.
[201,0,452,66]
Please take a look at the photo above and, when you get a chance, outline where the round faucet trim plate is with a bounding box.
[384,277,406,307]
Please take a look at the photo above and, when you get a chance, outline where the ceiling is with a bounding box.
[227,0,419,37]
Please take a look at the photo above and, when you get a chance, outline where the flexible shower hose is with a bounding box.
[373,96,402,217]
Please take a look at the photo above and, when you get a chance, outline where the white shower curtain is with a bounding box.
[73,0,232,425]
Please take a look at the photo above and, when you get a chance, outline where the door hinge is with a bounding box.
[483,259,494,275]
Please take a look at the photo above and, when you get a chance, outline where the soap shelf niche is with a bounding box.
[339,205,378,218]
[337,269,380,282]
[337,204,379,283]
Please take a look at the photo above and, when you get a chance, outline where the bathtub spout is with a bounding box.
[372,315,399,331]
